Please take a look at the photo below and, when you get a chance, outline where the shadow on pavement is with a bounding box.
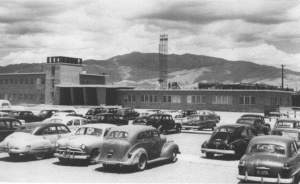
[52,160,89,167]
[201,154,242,161]
[0,154,53,162]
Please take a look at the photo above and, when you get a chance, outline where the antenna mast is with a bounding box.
[158,34,168,89]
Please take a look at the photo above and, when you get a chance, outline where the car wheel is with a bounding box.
[136,154,147,171]
[206,152,214,158]
[9,153,19,158]
[89,149,100,164]
[176,126,181,133]
[34,152,46,160]
[169,148,178,163]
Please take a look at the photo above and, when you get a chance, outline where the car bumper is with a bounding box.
[98,159,133,166]
[237,174,294,184]
[54,152,90,160]
[182,125,202,129]
[0,146,47,154]
[201,148,235,154]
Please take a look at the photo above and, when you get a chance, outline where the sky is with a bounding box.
[1,0,300,71]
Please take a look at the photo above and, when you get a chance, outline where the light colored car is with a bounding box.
[139,109,162,117]
[54,124,117,164]
[43,116,88,133]
[0,122,72,160]
[0,112,25,124]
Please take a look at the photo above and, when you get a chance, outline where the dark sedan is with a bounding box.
[236,117,270,135]
[132,116,149,125]
[0,117,23,142]
[238,136,300,183]
[201,124,257,158]
[88,113,128,126]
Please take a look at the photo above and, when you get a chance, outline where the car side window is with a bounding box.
[66,120,73,126]
[74,120,80,126]
[57,126,70,134]
[82,120,87,125]
[153,131,160,139]
[11,121,21,128]
[293,141,298,151]
[43,126,57,135]
[241,128,247,137]
[0,121,6,128]
[104,128,112,137]
[137,132,145,141]
[145,131,153,140]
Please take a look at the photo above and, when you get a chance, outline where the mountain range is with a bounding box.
[1,52,300,90]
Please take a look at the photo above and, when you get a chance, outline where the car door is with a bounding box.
[144,130,159,160]
[42,126,59,149]
[0,120,9,141]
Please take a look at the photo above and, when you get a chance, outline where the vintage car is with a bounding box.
[201,124,258,158]
[43,116,88,133]
[237,135,300,184]
[146,113,182,134]
[236,117,270,135]
[97,125,180,171]
[139,109,162,117]
[241,114,271,129]
[88,113,128,126]
[54,124,117,164]
[273,118,300,129]
[198,110,221,123]
[38,109,59,119]
[84,107,106,119]
[0,122,72,159]
[0,117,23,142]
[103,107,119,115]
[132,116,149,125]
[11,110,44,123]
[116,108,140,120]
[180,109,198,118]
[272,128,300,144]
[181,114,217,131]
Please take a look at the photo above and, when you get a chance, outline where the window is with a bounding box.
[212,95,233,104]
[43,127,57,135]
[30,78,34,84]
[41,78,45,84]
[19,79,23,84]
[57,126,69,134]
[25,79,29,84]
[144,131,153,140]
[10,79,13,84]
[141,95,157,103]
[11,121,21,128]
[187,95,206,104]
[29,94,34,100]
[51,66,55,76]
[74,120,80,126]
[24,94,28,100]
[153,131,159,139]
[125,95,136,102]
[240,96,255,105]
[5,79,8,84]
[0,121,6,127]
[270,96,279,105]
[66,120,73,126]
[14,79,18,84]
[163,95,180,103]
[19,94,23,100]
[137,132,145,140]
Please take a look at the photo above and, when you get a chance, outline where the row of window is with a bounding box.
[0,78,45,85]
[0,93,45,101]
[124,95,259,105]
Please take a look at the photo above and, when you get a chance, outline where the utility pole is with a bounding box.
[281,64,285,90]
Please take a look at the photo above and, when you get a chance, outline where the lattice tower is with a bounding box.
[158,34,168,89]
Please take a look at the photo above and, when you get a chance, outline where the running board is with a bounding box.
[147,157,169,164]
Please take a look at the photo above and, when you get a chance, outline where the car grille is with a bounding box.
[56,147,86,155]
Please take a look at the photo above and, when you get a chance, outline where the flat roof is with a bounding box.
[80,73,108,77]
[55,84,135,89]
[0,72,45,76]
[117,89,295,93]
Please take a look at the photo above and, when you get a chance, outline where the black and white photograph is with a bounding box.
[1,0,300,183]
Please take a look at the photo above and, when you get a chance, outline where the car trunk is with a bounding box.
[207,132,233,149]
[100,139,130,163]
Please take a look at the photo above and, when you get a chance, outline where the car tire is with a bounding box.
[176,126,181,133]
[136,154,147,171]
[9,153,19,158]
[206,152,214,158]
[34,152,46,160]
[169,148,178,163]
[89,149,100,164]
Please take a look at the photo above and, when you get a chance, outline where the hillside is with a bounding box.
[1,52,300,89]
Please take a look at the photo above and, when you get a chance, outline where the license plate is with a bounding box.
[63,153,70,158]
[257,170,268,175]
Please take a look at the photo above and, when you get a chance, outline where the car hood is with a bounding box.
[58,135,102,148]
[0,132,38,147]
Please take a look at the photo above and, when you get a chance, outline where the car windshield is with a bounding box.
[149,115,161,120]
[75,127,103,136]
[108,131,128,138]
[237,119,254,126]
[15,126,35,134]
[275,122,294,128]
[249,144,286,155]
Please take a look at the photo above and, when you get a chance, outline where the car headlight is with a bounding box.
[81,144,86,150]
[239,160,245,166]
[229,144,234,150]
[55,142,59,147]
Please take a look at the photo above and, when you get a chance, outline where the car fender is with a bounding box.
[29,138,52,152]
[160,142,180,158]
[175,123,182,128]
[131,148,148,165]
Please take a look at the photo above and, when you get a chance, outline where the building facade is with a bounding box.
[116,89,294,112]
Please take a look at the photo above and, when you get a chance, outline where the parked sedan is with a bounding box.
[116,108,140,120]
[54,124,117,164]
[236,117,270,135]
[201,124,257,158]
[43,116,88,133]
[272,128,300,144]
[132,116,149,125]
[0,117,23,142]
[241,114,271,129]
[198,110,221,123]
[97,125,180,171]
[182,114,217,131]
[0,122,72,159]
[238,136,300,183]
[273,118,300,129]
[88,113,128,126]
[11,110,44,123]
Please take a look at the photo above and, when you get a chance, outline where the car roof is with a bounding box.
[272,127,300,132]
[109,125,155,133]
[20,122,65,128]
[0,117,19,120]
[250,135,293,145]
[149,113,169,116]
[241,114,263,117]
[79,123,117,129]
[95,113,115,115]
[237,117,260,120]
[217,124,249,128]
